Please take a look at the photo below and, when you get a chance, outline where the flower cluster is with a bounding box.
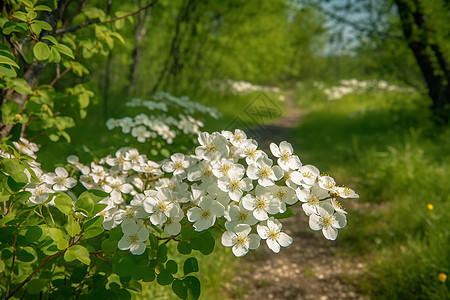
[3,130,358,258]
[106,92,220,144]
[207,79,281,95]
[320,79,416,101]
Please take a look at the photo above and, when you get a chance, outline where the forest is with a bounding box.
[0,0,449,299]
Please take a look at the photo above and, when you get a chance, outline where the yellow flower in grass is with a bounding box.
[427,203,434,211]
[438,273,447,283]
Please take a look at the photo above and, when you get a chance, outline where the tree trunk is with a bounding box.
[394,0,450,124]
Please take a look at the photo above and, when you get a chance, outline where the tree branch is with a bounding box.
[55,0,158,36]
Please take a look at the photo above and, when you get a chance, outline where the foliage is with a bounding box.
[292,82,449,299]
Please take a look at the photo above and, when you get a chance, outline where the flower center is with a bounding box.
[237,212,248,222]
[157,201,168,212]
[230,179,241,191]
[125,209,136,218]
[268,230,279,240]
[259,167,272,178]
[206,143,217,153]
[200,209,212,219]
[56,177,66,186]
[235,234,248,247]
[129,233,139,244]
[255,198,268,210]
[174,161,184,170]
[281,152,290,161]
[321,214,335,228]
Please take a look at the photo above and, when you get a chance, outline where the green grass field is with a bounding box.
[291,83,450,299]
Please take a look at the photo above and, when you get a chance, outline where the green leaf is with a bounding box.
[78,190,109,204]
[70,266,88,283]
[67,245,91,265]
[157,244,168,263]
[27,279,47,294]
[33,42,50,61]
[184,276,201,299]
[190,231,215,255]
[42,35,58,45]
[54,43,74,59]
[183,257,198,275]
[12,191,31,203]
[1,158,28,183]
[180,226,196,240]
[177,241,192,255]
[133,264,156,282]
[101,239,117,252]
[172,279,188,299]
[66,214,81,237]
[54,192,73,215]
[25,225,43,243]
[7,176,26,192]
[30,22,42,36]
[273,207,296,219]
[2,22,28,34]
[75,196,94,216]
[20,0,34,8]
[1,101,20,124]
[34,5,52,11]
[12,11,28,22]
[113,255,138,277]
[0,65,17,77]
[166,260,178,274]
[10,78,32,94]
[84,216,104,238]
[0,55,19,68]
[17,246,36,262]
[34,20,52,30]
[49,47,61,63]
[157,268,173,286]
[48,228,68,250]
[27,10,37,21]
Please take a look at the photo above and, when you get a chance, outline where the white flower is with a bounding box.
[26,183,53,204]
[257,217,292,253]
[246,155,283,187]
[162,153,190,178]
[291,165,320,187]
[103,176,134,205]
[269,141,301,171]
[119,117,134,134]
[308,202,347,240]
[335,186,359,199]
[163,209,185,236]
[241,140,262,165]
[187,196,225,231]
[195,132,229,161]
[212,158,235,178]
[131,125,151,143]
[241,186,280,221]
[118,222,149,255]
[319,175,337,192]
[296,184,329,216]
[224,203,258,231]
[67,155,90,174]
[221,224,260,257]
[217,165,253,201]
[45,167,77,191]
[12,138,39,158]
[267,185,297,213]
[143,189,179,225]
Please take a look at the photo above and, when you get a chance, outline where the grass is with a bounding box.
[291,82,450,299]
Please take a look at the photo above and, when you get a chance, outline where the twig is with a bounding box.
[49,66,72,86]
[5,252,64,300]
[106,0,157,23]
[55,0,158,36]
[95,253,112,266]
[62,0,89,28]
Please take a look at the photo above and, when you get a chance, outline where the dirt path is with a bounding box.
[224,92,368,300]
